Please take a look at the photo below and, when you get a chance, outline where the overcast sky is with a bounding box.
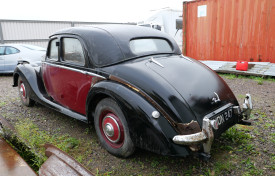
[0,0,186,23]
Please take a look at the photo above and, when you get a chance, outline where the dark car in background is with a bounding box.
[12,25,253,158]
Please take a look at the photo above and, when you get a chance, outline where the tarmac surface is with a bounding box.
[201,61,275,77]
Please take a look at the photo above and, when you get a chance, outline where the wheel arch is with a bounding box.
[13,64,46,103]
[86,81,189,156]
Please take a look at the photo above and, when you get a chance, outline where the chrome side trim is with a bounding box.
[181,55,194,63]
[43,62,106,79]
[149,57,164,68]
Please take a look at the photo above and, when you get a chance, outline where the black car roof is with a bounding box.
[51,24,181,67]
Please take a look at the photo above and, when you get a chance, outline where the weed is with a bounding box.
[264,122,275,129]
[221,126,251,144]
[159,165,168,175]
[151,160,159,168]
[219,74,237,79]
[266,77,275,82]
[0,101,7,107]
[84,128,90,134]
[242,158,255,169]
[237,94,246,99]
[242,158,264,175]
[212,160,234,175]
[219,73,275,84]
[251,76,264,85]
[76,155,84,163]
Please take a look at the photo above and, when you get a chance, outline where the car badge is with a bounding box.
[212,92,221,103]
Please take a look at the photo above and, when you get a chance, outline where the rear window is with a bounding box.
[129,38,172,55]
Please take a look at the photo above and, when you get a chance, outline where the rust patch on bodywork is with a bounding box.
[177,120,202,151]
[176,120,201,135]
[91,77,106,88]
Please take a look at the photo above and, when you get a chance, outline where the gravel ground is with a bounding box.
[0,74,274,175]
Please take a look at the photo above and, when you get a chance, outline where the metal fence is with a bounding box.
[0,19,135,48]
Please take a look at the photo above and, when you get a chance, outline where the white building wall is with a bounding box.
[0,20,133,48]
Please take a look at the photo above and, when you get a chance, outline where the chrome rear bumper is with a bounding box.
[173,118,214,154]
[172,94,253,155]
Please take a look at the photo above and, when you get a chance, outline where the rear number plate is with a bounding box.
[212,108,233,129]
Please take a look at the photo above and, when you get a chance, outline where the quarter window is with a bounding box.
[62,38,85,66]
[0,47,4,55]
[5,47,19,55]
[48,39,59,61]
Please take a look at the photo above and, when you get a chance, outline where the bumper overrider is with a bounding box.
[172,94,253,157]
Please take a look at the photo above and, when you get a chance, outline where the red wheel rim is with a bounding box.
[19,81,27,102]
[99,111,124,148]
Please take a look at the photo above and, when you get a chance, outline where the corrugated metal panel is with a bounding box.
[6,41,48,48]
[73,22,132,27]
[1,21,71,40]
[183,0,275,63]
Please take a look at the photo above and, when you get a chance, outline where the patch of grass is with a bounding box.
[219,73,237,79]
[6,136,44,171]
[264,122,275,129]
[151,160,159,168]
[271,133,275,144]
[219,73,275,84]
[266,77,275,82]
[13,119,84,171]
[237,94,246,99]
[0,101,7,107]
[204,160,235,176]
[253,109,267,118]
[95,169,113,176]
[221,126,252,144]
[251,76,264,85]
[241,158,264,176]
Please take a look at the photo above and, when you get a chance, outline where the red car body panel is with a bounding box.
[42,63,92,115]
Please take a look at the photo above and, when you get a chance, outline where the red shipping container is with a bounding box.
[182,0,275,63]
[236,61,248,71]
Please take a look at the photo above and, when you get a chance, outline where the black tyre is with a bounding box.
[94,98,135,158]
[18,76,35,107]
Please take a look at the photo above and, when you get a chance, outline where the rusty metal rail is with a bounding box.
[0,114,94,176]
[0,137,37,176]
[39,144,94,176]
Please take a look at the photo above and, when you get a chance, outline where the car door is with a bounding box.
[43,37,93,115]
[0,47,5,71]
[3,46,20,72]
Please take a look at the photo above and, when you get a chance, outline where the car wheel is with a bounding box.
[94,98,135,158]
[18,76,35,107]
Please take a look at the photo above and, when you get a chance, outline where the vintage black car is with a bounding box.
[13,25,253,158]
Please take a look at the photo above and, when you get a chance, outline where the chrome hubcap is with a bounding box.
[102,115,121,143]
[104,123,114,137]
[20,83,26,100]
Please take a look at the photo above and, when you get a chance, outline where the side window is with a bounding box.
[5,47,19,55]
[48,39,59,61]
[0,47,5,55]
[62,38,85,66]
